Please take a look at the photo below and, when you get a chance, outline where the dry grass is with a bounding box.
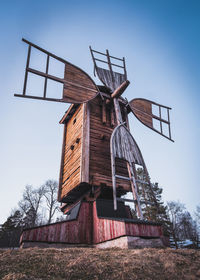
[0,247,200,280]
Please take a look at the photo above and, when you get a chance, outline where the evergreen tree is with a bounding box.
[136,168,171,235]
[0,210,23,248]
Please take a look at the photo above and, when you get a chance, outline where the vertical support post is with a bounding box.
[81,103,90,183]
[106,49,115,90]
[58,122,67,201]
[44,55,49,98]
[106,49,123,125]
[111,148,117,211]
[23,45,31,95]
[167,109,172,140]
[113,98,123,125]
[159,106,163,134]
[89,46,97,76]
[110,105,115,127]
[127,162,143,219]
[124,106,144,218]
[123,57,127,80]
[124,106,130,129]
[102,100,106,124]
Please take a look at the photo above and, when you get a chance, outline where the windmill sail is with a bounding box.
[15,38,99,104]
[90,47,127,92]
[129,98,174,142]
[95,67,126,92]
[110,124,158,218]
[111,124,144,165]
[63,62,98,103]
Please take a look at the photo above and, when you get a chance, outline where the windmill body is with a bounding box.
[58,93,132,211]
[16,39,172,248]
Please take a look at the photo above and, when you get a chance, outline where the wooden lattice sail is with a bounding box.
[15,39,99,104]
[90,46,127,91]
[129,98,174,141]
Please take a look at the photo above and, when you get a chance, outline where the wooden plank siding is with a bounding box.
[59,104,84,199]
[89,96,130,190]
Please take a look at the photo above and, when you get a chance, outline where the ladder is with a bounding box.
[114,162,143,219]
[110,124,158,220]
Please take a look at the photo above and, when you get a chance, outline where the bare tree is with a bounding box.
[194,204,200,246]
[19,185,45,227]
[167,201,185,248]
[179,211,199,247]
[195,205,200,225]
[42,180,60,224]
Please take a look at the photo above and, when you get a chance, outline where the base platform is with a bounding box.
[20,200,169,249]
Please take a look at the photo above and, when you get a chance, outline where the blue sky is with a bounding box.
[0,0,199,223]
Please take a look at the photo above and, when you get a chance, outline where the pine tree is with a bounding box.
[136,168,171,236]
[0,210,23,248]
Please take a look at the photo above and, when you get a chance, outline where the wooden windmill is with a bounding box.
[16,39,173,248]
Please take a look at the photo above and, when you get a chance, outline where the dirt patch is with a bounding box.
[0,248,199,279]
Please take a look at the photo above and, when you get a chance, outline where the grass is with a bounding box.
[0,247,200,279]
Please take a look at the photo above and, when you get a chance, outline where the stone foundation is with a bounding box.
[95,236,165,249]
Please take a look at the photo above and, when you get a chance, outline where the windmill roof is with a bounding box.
[59,104,79,124]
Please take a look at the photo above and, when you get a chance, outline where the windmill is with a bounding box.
[15,39,173,248]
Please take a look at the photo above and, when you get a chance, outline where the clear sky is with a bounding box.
[0,0,200,223]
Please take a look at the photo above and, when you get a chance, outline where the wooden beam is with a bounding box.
[102,100,106,124]
[58,122,67,202]
[43,55,49,98]
[110,105,115,127]
[23,45,31,95]
[106,49,115,90]
[111,80,130,99]
[113,98,123,124]
[80,103,90,183]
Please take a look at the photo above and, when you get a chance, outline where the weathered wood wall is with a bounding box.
[21,202,92,245]
[58,95,132,203]
[89,96,130,190]
[59,104,83,200]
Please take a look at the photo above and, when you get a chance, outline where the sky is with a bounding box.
[0,0,200,224]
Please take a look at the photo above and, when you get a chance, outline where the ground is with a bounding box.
[0,248,200,280]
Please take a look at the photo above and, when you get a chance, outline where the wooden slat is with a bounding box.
[129,98,174,142]
[80,103,90,183]
[58,122,67,202]
[102,100,106,124]
[129,99,153,128]
[63,63,98,103]
[89,96,130,189]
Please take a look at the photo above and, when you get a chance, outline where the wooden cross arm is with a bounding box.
[111,80,130,99]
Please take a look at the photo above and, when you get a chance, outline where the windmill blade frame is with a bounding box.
[14,38,100,104]
[129,98,174,142]
[90,46,127,92]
